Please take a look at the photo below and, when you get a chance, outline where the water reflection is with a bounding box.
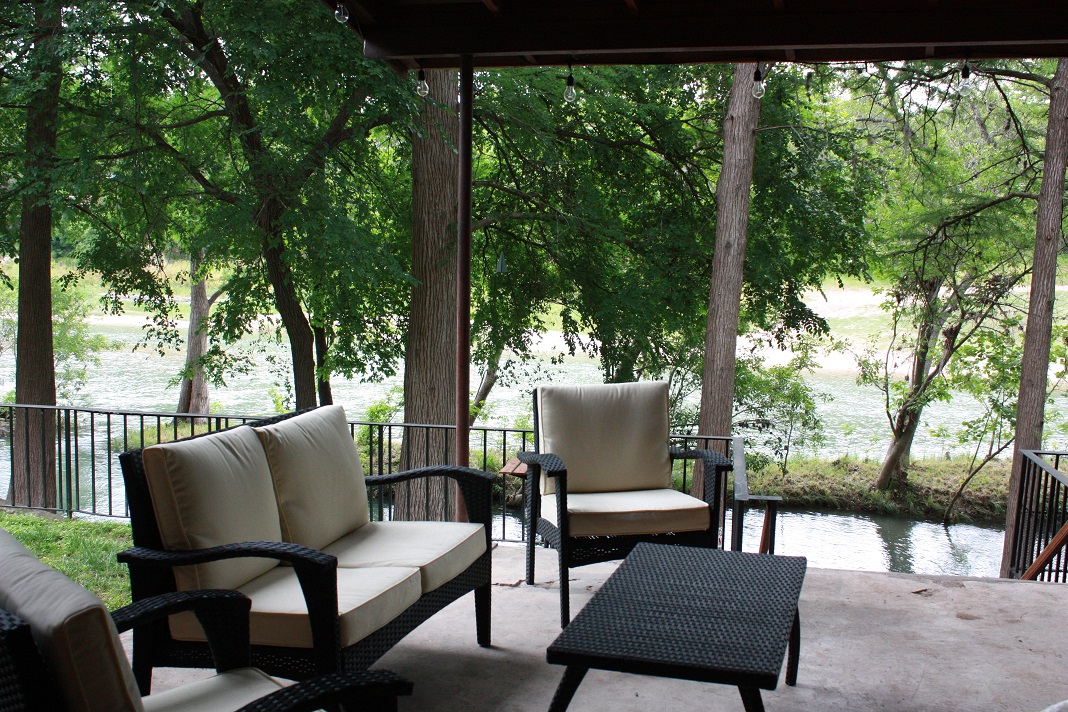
[730,508,1004,577]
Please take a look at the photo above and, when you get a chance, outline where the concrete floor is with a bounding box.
[136,542,1068,711]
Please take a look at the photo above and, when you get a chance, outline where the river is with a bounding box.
[0,319,1014,576]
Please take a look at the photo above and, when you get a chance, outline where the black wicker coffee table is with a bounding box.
[546,543,807,712]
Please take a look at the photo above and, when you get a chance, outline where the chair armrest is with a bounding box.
[111,590,252,673]
[117,541,336,570]
[366,466,496,526]
[237,669,413,712]
[118,542,340,674]
[516,451,565,477]
[670,447,731,505]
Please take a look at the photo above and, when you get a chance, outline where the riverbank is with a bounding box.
[747,456,1010,525]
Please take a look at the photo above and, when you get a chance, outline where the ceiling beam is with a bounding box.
[353,1,1068,67]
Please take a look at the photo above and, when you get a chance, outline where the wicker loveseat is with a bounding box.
[118,405,493,691]
[0,527,412,712]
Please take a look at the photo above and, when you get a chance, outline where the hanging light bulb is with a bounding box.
[564,64,577,104]
[416,69,430,98]
[959,62,975,98]
[752,67,766,99]
[334,2,349,23]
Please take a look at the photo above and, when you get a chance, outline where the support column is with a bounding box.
[455,55,473,469]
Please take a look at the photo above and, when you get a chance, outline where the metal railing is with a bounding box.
[1006,449,1068,581]
[0,404,743,546]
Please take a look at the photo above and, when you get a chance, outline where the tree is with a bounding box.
[850,60,1053,490]
[1001,58,1068,576]
[397,69,459,519]
[48,1,417,416]
[5,0,63,508]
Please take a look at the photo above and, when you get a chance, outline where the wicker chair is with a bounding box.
[518,381,735,627]
[118,406,493,691]
[0,527,411,712]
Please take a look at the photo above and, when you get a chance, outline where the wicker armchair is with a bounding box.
[118,406,493,691]
[519,381,735,627]
[0,528,411,712]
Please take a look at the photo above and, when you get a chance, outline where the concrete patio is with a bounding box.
[139,542,1068,711]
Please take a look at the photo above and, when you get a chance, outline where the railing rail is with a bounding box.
[0,404,746,547]
[1006,449,1068,581]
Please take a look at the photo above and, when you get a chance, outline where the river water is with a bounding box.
[0,321,1012,576]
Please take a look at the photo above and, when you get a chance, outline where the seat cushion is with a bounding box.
[0,528,144,712]
[254,405,370,550]
[540,489,710,537]
[142,668,283,712]
[322,521,487,593]
[170,566,422,649]
[536,381,672,495]
[142,425,283,591]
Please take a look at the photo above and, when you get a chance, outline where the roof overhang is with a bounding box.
[323,0,1068,70]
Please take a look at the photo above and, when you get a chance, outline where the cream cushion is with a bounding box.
[322,521,487,592]
[142,668,283,712]
[171,566,422,649]
[0,528,144,712]
[255,405,369,550]
[536,381,672,495]
[142,425,282,591]
[540,489,710,537]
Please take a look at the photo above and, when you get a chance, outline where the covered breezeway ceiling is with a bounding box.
[317,0,1068,470]
[325,0,1068,70]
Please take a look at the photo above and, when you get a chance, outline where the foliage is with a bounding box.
[733,339,830,477]
[937,319,1068,520]
[846,59,1052,489]
[0,275,113,403]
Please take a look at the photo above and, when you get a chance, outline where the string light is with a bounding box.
[752,67,766,99]
[959,62,974,98]
[334,2,349,23]
[416,69,430,98]
[564,64,577,103]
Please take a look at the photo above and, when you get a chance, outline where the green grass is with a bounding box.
[746,456,1011,524]
[0,510,132,609]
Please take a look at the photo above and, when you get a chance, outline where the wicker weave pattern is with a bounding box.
[520,413,734,627]
[546,543,806,710]
[118,409,493,690]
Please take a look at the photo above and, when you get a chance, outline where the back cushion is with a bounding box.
[0,528,144,712]
[142,425,282,591]
[536,381,672,494]
[255,405,369,550]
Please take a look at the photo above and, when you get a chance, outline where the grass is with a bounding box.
[0,509,132,609]
[747,456,1011,524]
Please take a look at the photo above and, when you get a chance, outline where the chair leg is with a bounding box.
[475,582,491,647]
[558,550,570,628]
[131,629,153,695]
[526,526,537,585]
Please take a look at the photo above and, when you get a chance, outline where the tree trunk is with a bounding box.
[695,63,762,497]
[314,325,333,406]
[875,306,939,490]
[397,69,459,521]
[177,252,210,416]
[11,1,61,509]
[261,225,317,411]
[1000,58,1068,577]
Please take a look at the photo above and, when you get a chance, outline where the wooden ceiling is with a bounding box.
[323,0,1068,70]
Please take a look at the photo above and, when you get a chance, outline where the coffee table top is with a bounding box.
[547,543,807,690]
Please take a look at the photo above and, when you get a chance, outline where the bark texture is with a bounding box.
[177,253,210,416]
[397,69,459,520]
[695,63,761,497]
[11,1,61,508]
[1000,58,1068,576]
